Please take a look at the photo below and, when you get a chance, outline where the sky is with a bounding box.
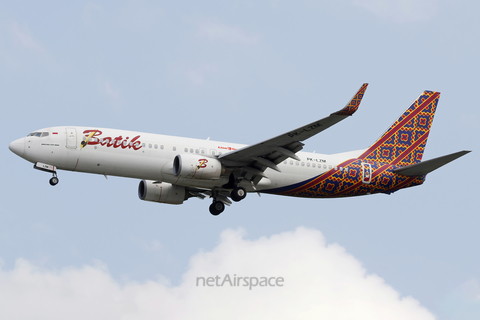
[0,1,479,319]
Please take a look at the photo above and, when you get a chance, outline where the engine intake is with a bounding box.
[138,180,186,204]
[173,154,224,179]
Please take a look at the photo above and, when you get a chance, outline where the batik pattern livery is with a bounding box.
[262,91,439,198]
[333,83,369,116]
[263,159,425,198]
[359,91,439,166]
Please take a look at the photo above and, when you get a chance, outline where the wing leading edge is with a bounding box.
[218,83,369,183]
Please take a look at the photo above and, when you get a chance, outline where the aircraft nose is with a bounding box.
[9,138,25,157]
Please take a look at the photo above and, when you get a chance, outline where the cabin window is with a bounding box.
[283,160,287,164]
[200,149,206,154]
[142,143,146,148]
[296,161,299,166]
[290,160,293,165]
[312,163,316,168]
[211,150,216,156]
[195,149,199,154]
[329,165,332,169]
[173,146,176,151]
[190,148,194,153]
[149,144,152,148]
[154,144,158,149]
[160,145,164,150]
[301,162,305,166]
[184,148,188,152]
[307,163,311,167]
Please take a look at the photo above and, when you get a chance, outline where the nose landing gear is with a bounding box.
[34,162,59,186]
[49,174,59,186]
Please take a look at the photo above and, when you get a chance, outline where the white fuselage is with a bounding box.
[10,126,364,192]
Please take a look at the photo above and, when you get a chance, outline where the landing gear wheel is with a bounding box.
[49,176,59,186]
[231,187,246,202]
[209,201,225,216]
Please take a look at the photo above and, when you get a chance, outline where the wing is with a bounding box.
[218,83,369,183]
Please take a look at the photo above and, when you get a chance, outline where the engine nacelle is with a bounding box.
[138,180,186,205]
[173,154,224,179]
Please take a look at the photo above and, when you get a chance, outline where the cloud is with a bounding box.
[352,0,439,23]
[186,64,219,87]
[441,278,480,319]
[103,80,122,102]
[197,21,260,44]
[0,227,435,319]
[9,21,45,53]
[143,240,163,252]
[458,279,480,302]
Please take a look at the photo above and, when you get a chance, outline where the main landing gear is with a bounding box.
[209,186,247,216]
[209,201,225,216]
[230,187,246,202]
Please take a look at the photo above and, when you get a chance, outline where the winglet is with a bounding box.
[333,83,369,116]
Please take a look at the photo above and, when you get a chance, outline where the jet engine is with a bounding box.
[138,180,186,204]
[173,154,224,179]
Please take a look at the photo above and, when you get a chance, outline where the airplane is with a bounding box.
[8,84,471,215]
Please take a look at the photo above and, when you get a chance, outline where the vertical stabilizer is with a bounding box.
[359,91,440,166]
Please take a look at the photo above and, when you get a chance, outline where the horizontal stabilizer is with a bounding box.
[393,150,471,176]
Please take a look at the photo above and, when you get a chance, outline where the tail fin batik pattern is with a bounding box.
[358,91,440,167]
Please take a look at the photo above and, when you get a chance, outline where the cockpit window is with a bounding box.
[28,132,49,137]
